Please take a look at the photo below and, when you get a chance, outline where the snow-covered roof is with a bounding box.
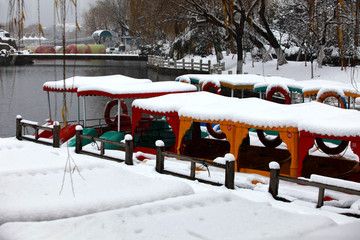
[134,92,360,137]
[177,74,360,97]
[133,91,231,114]
[43,75,152,92]
[176,74,266,88]
[43,74,196,98]
[77,81,197,99]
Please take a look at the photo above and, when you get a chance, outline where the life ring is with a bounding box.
[104,99,128,126]
[206,124,226,139]
[202,82,221,94]
[316,91,348,154]
[258,86,290,148]
[315,138,349,155]
[202,82,225,139]
[317,91,347,108]
[257,130,283,148]
[266,86,291,104]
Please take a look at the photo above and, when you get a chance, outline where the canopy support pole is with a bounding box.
[83,96,87,127]
[47,91,52,122]
[77,96,80,124]
[118,99,121,132]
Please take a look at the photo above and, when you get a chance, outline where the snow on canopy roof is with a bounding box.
[254,78,360,96]
[254,76,302,93]
[176,74,266,87]
[43,75,152,92]
[178,97,360,137]
[299,79,359,95]
[77,81,197,99]
[137,92,360,137]
[133,91,231,114]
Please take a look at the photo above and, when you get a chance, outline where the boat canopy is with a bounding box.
[43,74,197,98]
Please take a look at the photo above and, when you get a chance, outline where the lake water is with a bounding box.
[0,59,178,137]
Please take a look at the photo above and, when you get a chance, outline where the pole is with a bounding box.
[47,91,52,122]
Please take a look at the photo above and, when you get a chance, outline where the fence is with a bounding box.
[16,115,60,148]
[268,161,360,208]
[155,140,235,189]
[147,55,225,74]
[75,126,133,165]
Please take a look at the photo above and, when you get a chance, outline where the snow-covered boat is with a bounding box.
[18,74,196,150]
[133,91,360,181]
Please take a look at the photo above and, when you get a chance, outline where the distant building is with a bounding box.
[0,29,17,49]
[92,30,112,47]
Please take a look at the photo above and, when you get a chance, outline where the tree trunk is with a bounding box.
[236,37,244,74]
[275,47,287,66]
[317,45,325,68]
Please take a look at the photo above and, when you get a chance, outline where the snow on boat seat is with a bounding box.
[134,119,175,149]
[99,131,125,150]
[68,127,98,147]
[43,74,152,92]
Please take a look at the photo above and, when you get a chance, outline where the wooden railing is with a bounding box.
[16,115,60,148]
[268,162,360,208]
[147,55,225,73]
[75,126,133,165]
[155,140,235,189]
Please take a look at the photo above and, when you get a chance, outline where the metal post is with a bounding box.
[117,99,121,132]
[83,96,87,127]
[47,91,52,122]
[77,96,80,124]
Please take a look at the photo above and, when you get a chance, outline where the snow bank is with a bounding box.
[0,142,193,225]
[0,192,336,240]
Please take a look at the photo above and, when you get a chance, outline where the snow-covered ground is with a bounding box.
[1,59,360,239]
[0,138,360,240]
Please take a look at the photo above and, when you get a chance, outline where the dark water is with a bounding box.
[0,59,177,137]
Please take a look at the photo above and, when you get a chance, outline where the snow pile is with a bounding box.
[0,141,193,225]
[0,192,337,240]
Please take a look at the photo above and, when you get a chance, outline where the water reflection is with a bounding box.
[0,60,178,137]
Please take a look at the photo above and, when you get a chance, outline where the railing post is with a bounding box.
[191,59,194,70]
[75,125,83,153]
[125,134,133,165]
[174,59,177,69]
[269,161,280,198]
[53,121,60,148]
[207,60,211,72]
[182,58,185,69]
[224,154,235,189]
[317,187,325,208]
[16,115,22,140]
[200,59,203,71]
[190,162,196,179]
[155,140,165,173]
